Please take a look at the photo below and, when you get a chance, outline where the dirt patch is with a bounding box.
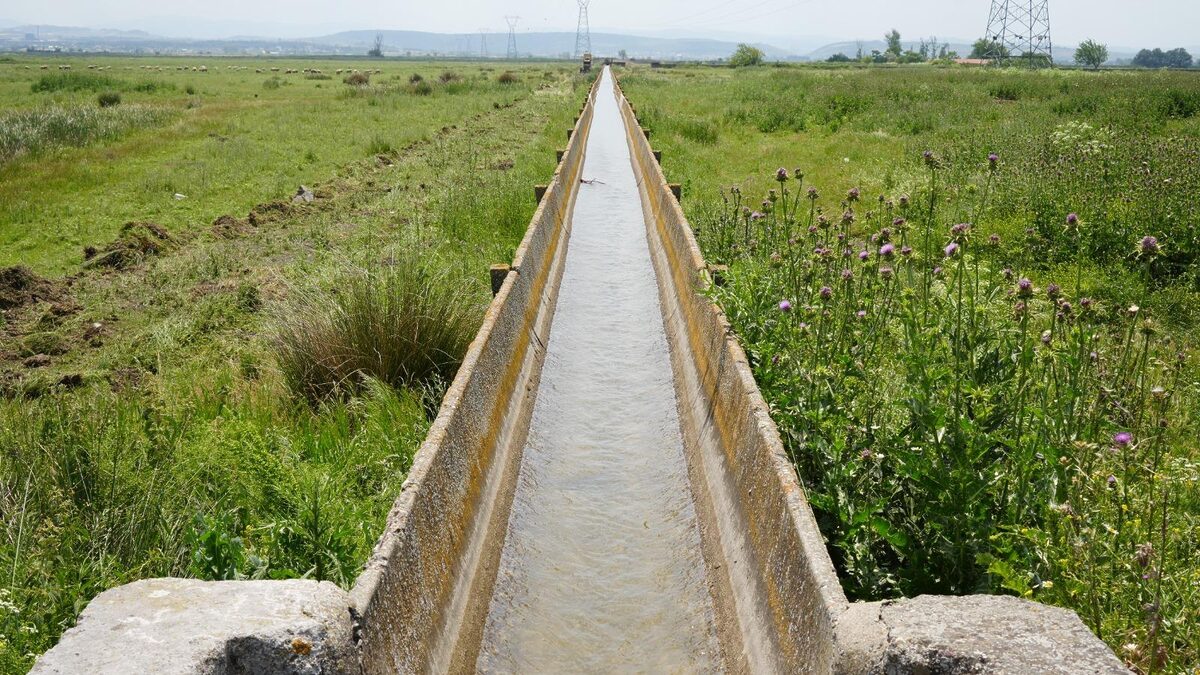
[0,266,63,310]
[212,214,253,239]
[85,222,176,270]
[248,200,291,226]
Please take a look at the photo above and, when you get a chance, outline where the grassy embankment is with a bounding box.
[623,64,1199,672]
[0,55,589,672]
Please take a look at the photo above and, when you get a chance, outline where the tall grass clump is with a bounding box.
[0,104,173,164]
[273,263,481,403]
[30,72,122,93]
[700,161,1198,672]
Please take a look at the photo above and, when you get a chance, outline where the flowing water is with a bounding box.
[473,68,725,672]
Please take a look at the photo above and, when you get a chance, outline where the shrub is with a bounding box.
[185,84,196,95]
[497,71,519,84]
[729,43,765,67]
[438,71,460,83]
[407,80,433,96]
[409,73,424,84]
[343,72,370,87]
[97,92,121,108]
[31,72,120,93]
[262,76,283,90]
[272,263,481,403]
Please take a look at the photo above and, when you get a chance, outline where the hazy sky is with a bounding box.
[5,0,1197,48]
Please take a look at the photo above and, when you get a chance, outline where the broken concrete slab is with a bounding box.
[31,578,359,675]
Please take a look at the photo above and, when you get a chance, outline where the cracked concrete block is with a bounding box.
[876,595,1126,674]
[31,578,359,675]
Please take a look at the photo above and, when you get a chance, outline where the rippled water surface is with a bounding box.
[475,68,723,673]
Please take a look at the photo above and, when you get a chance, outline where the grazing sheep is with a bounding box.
[40,65,48,69]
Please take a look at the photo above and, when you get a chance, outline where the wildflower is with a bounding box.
[1003,268,1013,281]
[762,200,771,210]
[1152,386,1168,401]
[771,354,780,366]
[988,152,999,170]
[767,190,778,202]
[808,187,819,200]
[794,168,804,181]
[779,299,793,313]
[818,214,830,229]
[841,210,855,226]
[775,167,789,182]
[922,150,938,168]
[1138,235,1160,256]
[1127,304,1139,316]
[808,225,818,234]
[1039,330,1053,345]
[1066,212,1079,227]
[933,266,944,276]
[1013,301,1027,318]
[1059,301,1073,316]
[988,233,1001,246]
[847,187,860,202]
[858,250,869,261]
[1046,283,1062,300]
[730,186,741,195]
[770,252,782,266]
[750,211,765,221]
[1140,319,1156,336]
[1135,542,1154,568]
[1017,278,1034,297]
[879,227,892,241]
[1080,297,1093,310]
[900,245,913,257]
[1090,350,1099,362]
[841,268,854,280]
[880,266,894,280]
[1113,431,1133,447]
[880,243,895,258]
[860,449,873,460]
[898,194,910,207]
[1107,474,1117,488]
[820,286,833,300]
[944,242,959,257]
[950,223,970,237]
[856,310,867,319]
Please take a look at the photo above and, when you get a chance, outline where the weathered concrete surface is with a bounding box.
[31,578,358,675]
[836,595,1129,674]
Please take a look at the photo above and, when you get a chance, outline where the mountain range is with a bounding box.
[0,23,1194,64]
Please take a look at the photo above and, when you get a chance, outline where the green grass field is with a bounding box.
[0,54,589,672]
[623,63,1200,672]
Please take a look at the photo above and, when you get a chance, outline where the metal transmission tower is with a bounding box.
[984,0,1053,65]
[479,28,489,58]
[505,16,520,59]
[574,0,592,58]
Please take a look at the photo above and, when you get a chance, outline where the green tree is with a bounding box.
[826,53,852,63]
[729,43,764,67]
[884,29,902,58]
[368,34,384,58]
[1074,39,1109,70]
[971,37,1008,59]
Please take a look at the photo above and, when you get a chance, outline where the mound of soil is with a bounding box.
[211,214,252,239]
[0,266,62,310]
[248,200,290,226]
[85,222,175,270]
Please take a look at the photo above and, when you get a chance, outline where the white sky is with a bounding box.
[5,0,1197,48]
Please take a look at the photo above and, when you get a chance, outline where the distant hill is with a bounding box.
[312,30,791,60]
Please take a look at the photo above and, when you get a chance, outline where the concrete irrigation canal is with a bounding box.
[36,67,1125,674]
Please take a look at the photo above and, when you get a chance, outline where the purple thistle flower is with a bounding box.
[847,187,860,202]
[1113,431,1133,447]
[808,225,818,234]
[944,242,960,257]
[775,167,789,182]
[879,227,892,241]
[841,268,854,280]
[950,223,970,237]
[900,245,913,257]
[1047,283,1062,300]
[779,299,793,313]
[858,250,870,261]
[820,286,833,300]
[989,233,1001,245]
[988,152,999,169]
[1017,277,1034,297]
[807,187,819,200]
[841,210,855,225]
[880,266,894,280]
[1107,474,1118,488]
[1080,297,1094,310]
[880,243,896,258]
[898,194,910,207]
[856,310,867,319]
[1139,235,1160,255]
[1003,268,1014,281]
[750,211,765,221]
[1067,213,1079,226]
[1041,330,1052,345]
[933,266,944,276]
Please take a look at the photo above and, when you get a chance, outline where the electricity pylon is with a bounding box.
[574,0,592,58]
[984,0,1053,66]
[505,16,520,59]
